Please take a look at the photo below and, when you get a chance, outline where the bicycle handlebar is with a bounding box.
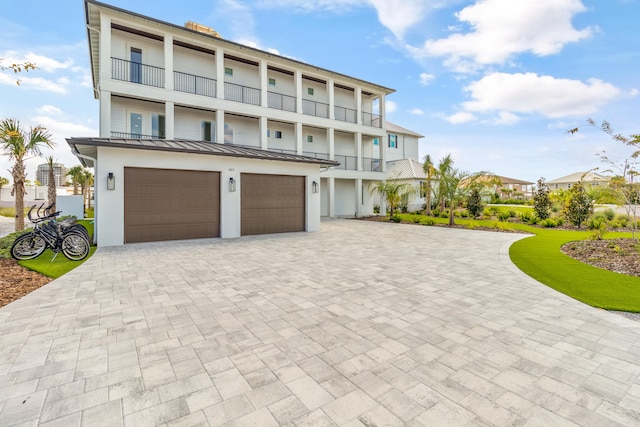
[27,203,61,224]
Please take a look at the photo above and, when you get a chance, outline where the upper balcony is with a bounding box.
[111,57,382,128]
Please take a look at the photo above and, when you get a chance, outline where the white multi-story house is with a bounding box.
[70,0,398,245]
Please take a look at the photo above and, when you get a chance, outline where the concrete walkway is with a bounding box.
[0,215,14,238]
[0,220,639,426]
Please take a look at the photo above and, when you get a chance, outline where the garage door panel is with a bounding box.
[125,168,220,243]
[241,173,305,236]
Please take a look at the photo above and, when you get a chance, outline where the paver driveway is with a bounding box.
[1,220,640,426]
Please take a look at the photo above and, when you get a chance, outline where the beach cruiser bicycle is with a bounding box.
[11,203,91,261]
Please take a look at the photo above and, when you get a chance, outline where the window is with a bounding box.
[373,138,379,146]
[274,130,282,139]
[130,112,142,137]
[306,135,313,143]
[267,129,271,138]
[130,47,142,84]
[224,123,233,144]
[268,78,276,86]
[224,67,233,77]
[202,121,213,142]
[388,134,397,148]
[307,87,314,96]
[152,114,165,138]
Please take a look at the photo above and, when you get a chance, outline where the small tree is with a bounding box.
[563,181,593,227]
[79,169,94,211]
[67,165,84,195]
[466,186,484,218]
[370,181,414,220]
[46,156,57,212]
[422,154,436,216]
[533,177,552,220]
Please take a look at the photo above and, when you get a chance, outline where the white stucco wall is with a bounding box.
[95,146,321,246]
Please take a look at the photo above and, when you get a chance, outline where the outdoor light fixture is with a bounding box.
[312,181,319,193]
[229,177,236,192]
[107,172,115,190]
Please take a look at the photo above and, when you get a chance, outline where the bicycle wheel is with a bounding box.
[63,224,90,241]
[11,233,47,260]
[61,232,90,261]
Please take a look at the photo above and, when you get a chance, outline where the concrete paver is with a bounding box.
[1,219,640,426]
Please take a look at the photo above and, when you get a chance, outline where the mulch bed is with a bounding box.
[0,258,52,308]
[561,238,640,277]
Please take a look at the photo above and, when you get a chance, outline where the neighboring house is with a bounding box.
[70,0,397,246]
[36,163,68,187]
[478,175,534,199]
[384,158,427,212]
[547,171,609,191]
[382,122,423,162]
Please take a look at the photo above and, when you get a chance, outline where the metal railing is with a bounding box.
[362,157,382,172]
[268,91,296,112]
[302,99,329,118]
[174,71,216,97]
[268,147,298,155]
[111,57,165,88]
[334,106,357,123]
[224,82,260,105]
[334,154,358,170]
[362,112,382,128]
[111,131,164,139]
[302,151,330,160]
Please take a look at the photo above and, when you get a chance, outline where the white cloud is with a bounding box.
[408,0,594,72]
[37,105,63,116]
[408,108,425,116]
[419,72,435,86]
[444,111,477,124]
[256,0,367,13]
[492,111,520,125]
[369,0,430,39]
[1,51,73,73]
[461,72,623,118]
[385,100,398,113]
[0,73,66,93]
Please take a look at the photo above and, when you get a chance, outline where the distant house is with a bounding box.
[490,175,534,199]
[547,171,609,191]
[382,122,424,163]
[385,158,426,212]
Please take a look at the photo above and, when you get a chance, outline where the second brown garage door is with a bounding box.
[124,167,220,243]
[241,173,305,235]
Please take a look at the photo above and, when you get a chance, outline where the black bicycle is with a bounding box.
[11,204,91,261]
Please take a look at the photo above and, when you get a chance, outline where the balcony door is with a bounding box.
[130,47,142,84]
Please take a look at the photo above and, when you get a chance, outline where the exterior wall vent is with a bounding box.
[185,21,222,38]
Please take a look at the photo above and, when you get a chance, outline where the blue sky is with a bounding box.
[1,0,639,183]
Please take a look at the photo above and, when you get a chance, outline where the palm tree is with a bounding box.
[79,169,94,211]
[422,154,436,216]
[67,165,84,195]
[370,181,414,219]
[435,155,488,226]
[436,154,453,212]
[46,156,57,212]
[0,176,8,200]
[0,118,54,231]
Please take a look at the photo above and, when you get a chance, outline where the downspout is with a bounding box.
[70,148,98,245]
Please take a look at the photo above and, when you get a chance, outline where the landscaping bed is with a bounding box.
[0,258,52,308]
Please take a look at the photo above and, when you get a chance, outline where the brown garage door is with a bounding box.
[124,167,220,243]
[241,173,305,235]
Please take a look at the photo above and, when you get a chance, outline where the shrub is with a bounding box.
[412,216,422,224]
[390,215,402,223]
[603,208,616,221]
[551,204,562,213]
[497,211,511,222]
[615,214,629,228]
[608,221,621,230]
[373,205,380,214]
[460,210,469,218]
[587,216,606,230]
[421,217,435,226]
[440,211,449,219]
[519,211,533,223]
[432,209,441,218]
[466,187,484,218]
[539,218,557,228]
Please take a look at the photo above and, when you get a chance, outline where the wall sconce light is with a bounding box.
[312,181,319,193]
[107,172,115,190]
[229,177,236,192]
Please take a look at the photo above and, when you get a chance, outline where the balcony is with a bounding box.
[224,82,260,105]
[362,112,382,128]
[111,131,164,139]
[302,151,330,160]
[174,71,216,97]
[302,99,329,118]
[362,157,382,172]
[112,57,164,88]
[267,91,296,112]
[334,106,357,124]
[334,154,358,171]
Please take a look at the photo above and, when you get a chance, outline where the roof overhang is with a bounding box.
[67,137,340,168]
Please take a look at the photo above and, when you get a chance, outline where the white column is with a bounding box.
[260,116,268,150]
[379,94,386,128]
[99,14,111,82]
[164,33,173,90]
[216,47,225,99]
[356,178,363,217]
[328,128,335,160]
[165,101,174,139]
[260,59,268,108]
[328,79,335,120]
[356,87,362,125]
[329,177,335,218]
[296,122,303,155]
[99,91,111,138]
[356,132,362,171]
[216,109,225,144]
[295,70,303,114]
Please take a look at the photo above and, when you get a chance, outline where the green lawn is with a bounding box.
[396,213,640,312]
